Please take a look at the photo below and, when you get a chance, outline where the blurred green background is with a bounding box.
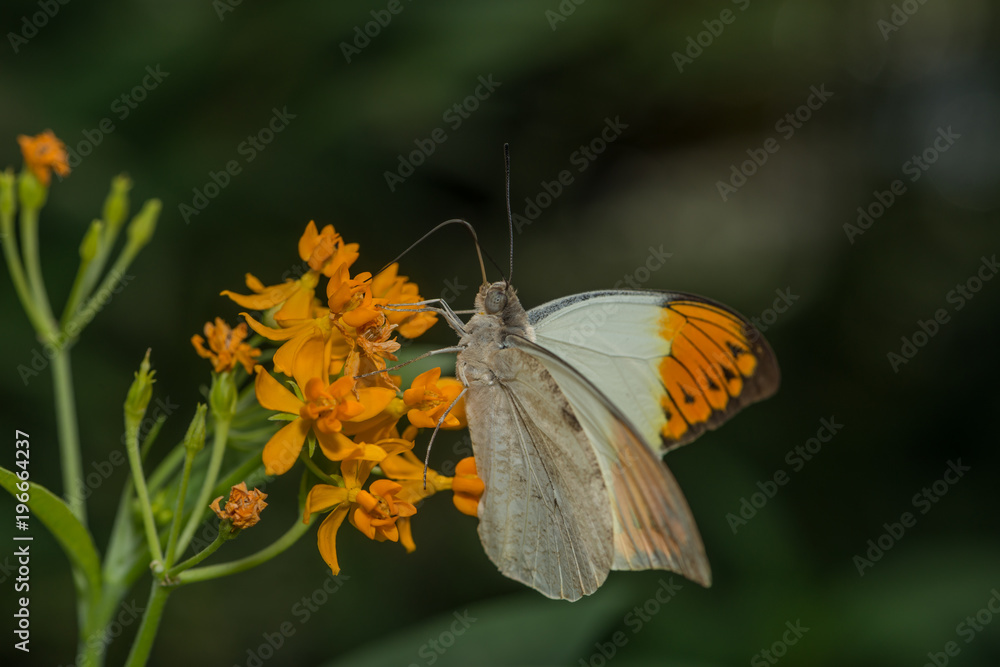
[2,1,999,665]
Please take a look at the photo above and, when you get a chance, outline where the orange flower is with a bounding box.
[222,270,320,327]
[191,317,260,374]
[404,367,466,429]
[18,130,70,185]
[370,263,438,338]
[210,482,268,529]
[299,221,360,274]
[451,456,484,517]
[241,311,349,389]
[254,368,395,475]
[304,439,415,574]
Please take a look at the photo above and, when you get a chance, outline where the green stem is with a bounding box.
[123,580,172,667]
[163,449,197,568]
[65,239,140,337]
[166,532,225,578]
[51,349,88,527]
[177,417,230,556]
[125,420,165,566]
[1,204,51,336]
[301,450,343,486]
[177,515,312,585]
[18,203,55,322]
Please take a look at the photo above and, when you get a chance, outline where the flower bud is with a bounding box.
[102,174,132,233]
[209,370,238,421]
[17,169,47,210]
[80,220,103,262]
[183,404,208,456]
[126,199,161,249]
[124,349,156,426]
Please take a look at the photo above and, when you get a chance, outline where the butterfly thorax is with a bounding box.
[457,282,536,387]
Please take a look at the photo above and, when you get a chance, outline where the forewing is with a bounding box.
[509,335,712,585]
[528,290,780,452]
[464,348,614,601]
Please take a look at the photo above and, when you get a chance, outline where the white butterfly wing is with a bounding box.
[527,290,780,453]
[508,334,711,585]
[463,346,614,601]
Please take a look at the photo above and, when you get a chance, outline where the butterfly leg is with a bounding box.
[354,345,466,380]
[422,384,470,488]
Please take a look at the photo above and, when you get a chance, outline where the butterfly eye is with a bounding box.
[485,289,507,314]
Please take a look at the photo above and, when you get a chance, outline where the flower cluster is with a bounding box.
[196,221,482,575]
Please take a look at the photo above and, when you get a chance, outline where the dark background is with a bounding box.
[2,1,999,666]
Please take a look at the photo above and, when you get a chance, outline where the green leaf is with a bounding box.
[0,465,102,607]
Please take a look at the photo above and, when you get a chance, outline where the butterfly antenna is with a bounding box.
[504,143,514,284]
[373,218,489,286]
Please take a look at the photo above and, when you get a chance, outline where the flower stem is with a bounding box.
[18,200,55,322]
[125,418,165,566]
[177,416,231,556]
[176,515,312,585]
[163,448,197,568]
[51,347,88,527]
[123,580,172,667]
[166,532,225,578]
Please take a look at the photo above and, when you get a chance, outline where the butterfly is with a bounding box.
[397,155,779,601]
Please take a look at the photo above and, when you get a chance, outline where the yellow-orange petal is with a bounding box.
[222,277,299,311]
[352,503,376,539]
[240,312,310,342]
[398,517,416,553]
[406,408,438,429]
[452,475,485,496]
[316,505,349,575]
[315,429,357,462]
[262,418,311,475]
[304,484,349,518]
[254,366,304,415]
[453,494,480,517]
[351,387,397,422]
[370,479,403,498]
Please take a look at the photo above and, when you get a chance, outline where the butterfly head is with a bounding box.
[474,281,530,333]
